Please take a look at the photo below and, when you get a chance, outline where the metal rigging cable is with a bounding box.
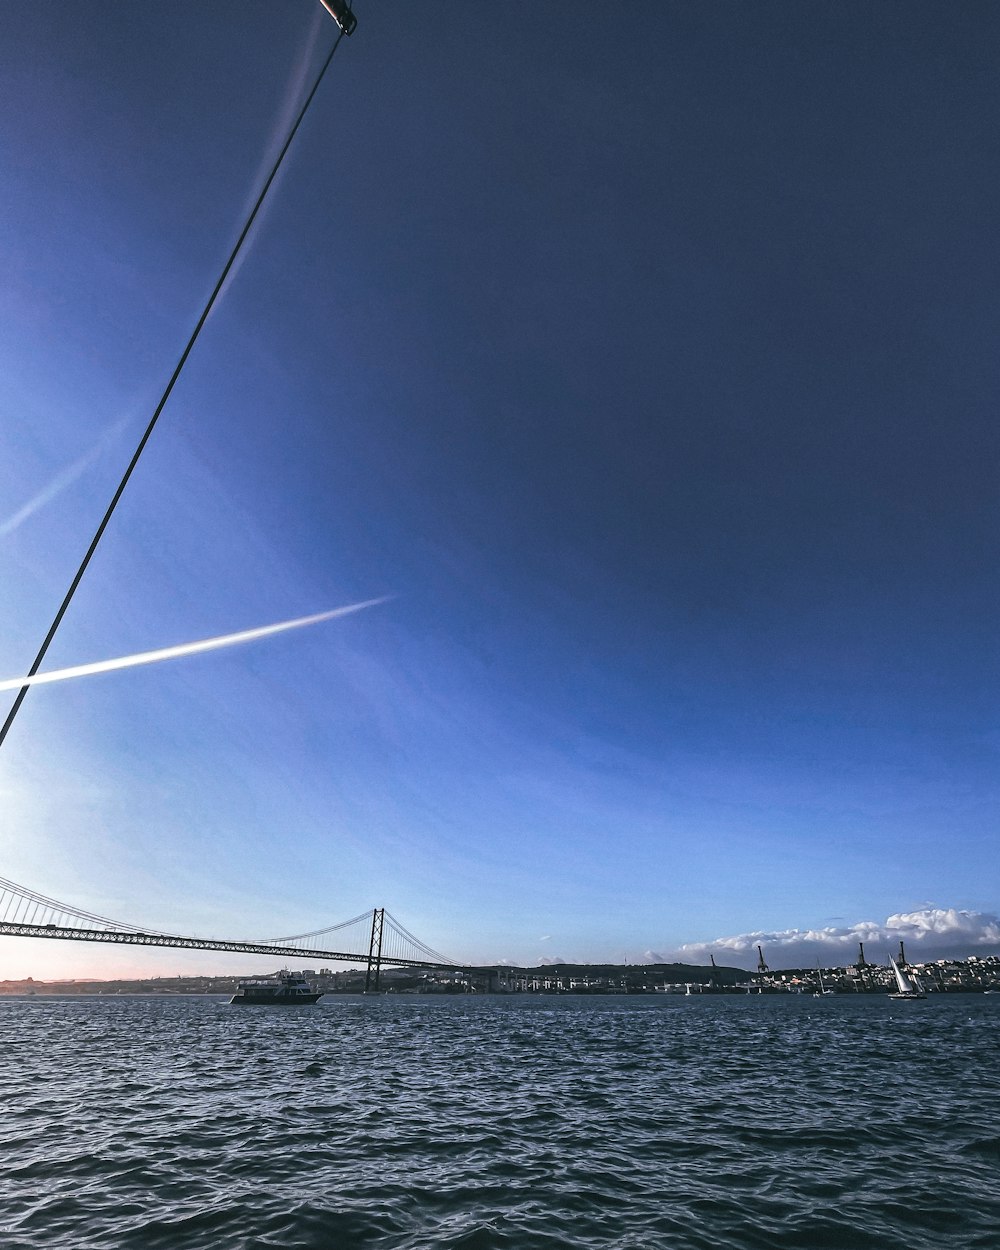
[0,6,355,750]
[384,910,455,965]
[262,909,373,944]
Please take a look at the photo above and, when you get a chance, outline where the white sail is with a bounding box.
[889,957,926,998]
[890,957,913,993]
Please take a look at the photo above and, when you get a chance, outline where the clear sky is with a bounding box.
[1,1,998,979]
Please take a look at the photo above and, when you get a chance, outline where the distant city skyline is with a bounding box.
[2,2,997,982]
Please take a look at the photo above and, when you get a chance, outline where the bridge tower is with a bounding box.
[364,907,384,993]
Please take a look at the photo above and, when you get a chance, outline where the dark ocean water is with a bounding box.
[2,992,999,1249]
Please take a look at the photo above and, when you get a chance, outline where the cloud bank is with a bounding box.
[680,908,1000,966]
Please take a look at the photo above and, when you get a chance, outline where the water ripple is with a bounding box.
[2,994,1000,1248]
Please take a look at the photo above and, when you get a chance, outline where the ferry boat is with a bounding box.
[230,971,323,1005]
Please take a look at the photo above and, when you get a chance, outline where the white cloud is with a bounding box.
[680,907,1000,966]
[538,955,567,966]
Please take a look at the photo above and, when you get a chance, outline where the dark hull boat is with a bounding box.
[230,971,323,1005]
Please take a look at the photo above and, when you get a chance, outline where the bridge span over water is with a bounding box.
[0,876,460,991]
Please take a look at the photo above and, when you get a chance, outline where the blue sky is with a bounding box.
[1,1,998,979]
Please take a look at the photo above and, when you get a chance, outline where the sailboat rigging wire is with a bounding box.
[0,20,349,749]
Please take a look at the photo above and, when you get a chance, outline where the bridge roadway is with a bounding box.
[0,921,459,971]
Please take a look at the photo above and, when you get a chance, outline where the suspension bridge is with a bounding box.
[0,876,461,991]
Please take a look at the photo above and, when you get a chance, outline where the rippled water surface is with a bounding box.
[3,993,1000,1248]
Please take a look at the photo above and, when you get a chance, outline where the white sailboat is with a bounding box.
[888,956,926,1000]
[810,960,835,1000]
[812,962,835,996]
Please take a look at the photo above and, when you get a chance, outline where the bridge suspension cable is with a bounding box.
[383,911,454,965]
[0,875,146,933]
[261,910,374,945]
